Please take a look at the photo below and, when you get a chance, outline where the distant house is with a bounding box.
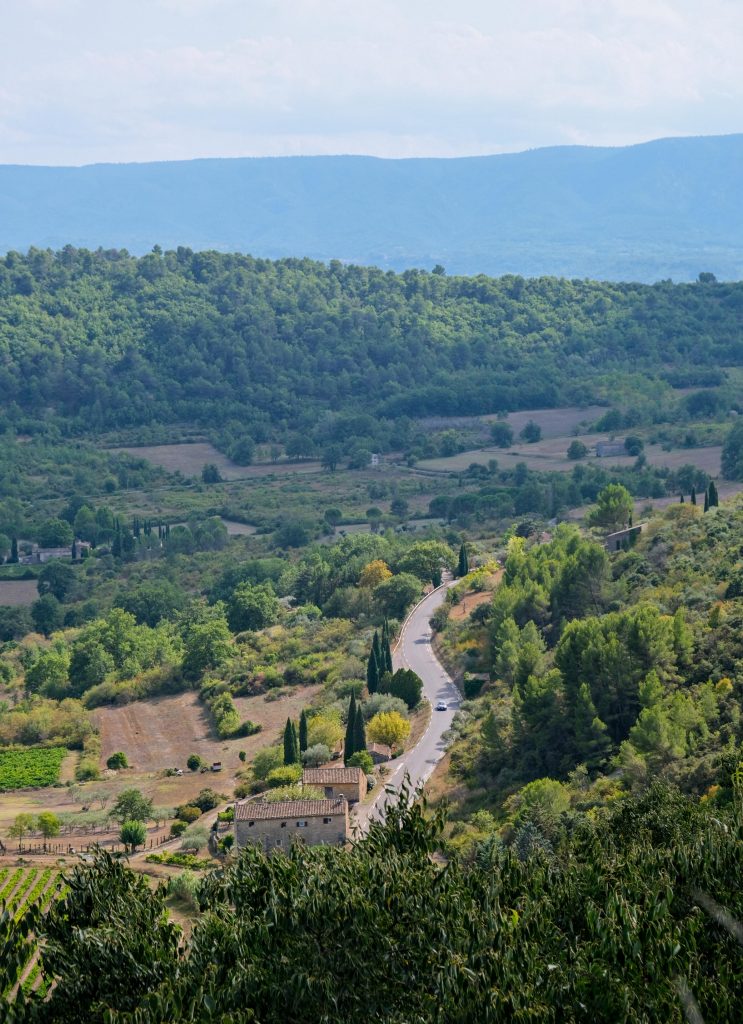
[595,442,626,458]
[302,766,367,804]
[18,541,91,565]
[370,453,380,467]
[604,524,646,552]
[367,743,392,764]
[234,797,348,853]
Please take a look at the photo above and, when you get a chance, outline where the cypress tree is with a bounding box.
[458,542,469,577]
[704,489,709,512]
[366,647,380,694]
[353,704,367,754]
[344,693,357,764]
[10,537,18,564]
[679,494,684,503]
[709,481,719,507]
[384,635,393,675]
[283,717,299,765]
[71,540,78,562]
[299,709,308,753]
[690,486,697,505]
[372,631,382,673]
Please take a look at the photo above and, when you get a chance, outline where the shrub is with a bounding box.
[180,825,210,852]
[251,745,284,781]
[169,820,188,838]
[235,720,262,738]
[106,751,129,770]
[301,743,331,768]
[167,869,200,909]
[367,711,411,749]
[347,750,374,774]
[567,440,588,460]
[75,758,100,782]
[187,754,203,772]
[176,805,202,823]
[266,764,302,788]
[362,693,409,722]
[366,774,376,790]
[192,788,222,812]
[463,675,485,699]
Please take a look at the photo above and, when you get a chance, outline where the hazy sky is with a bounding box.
[1,0,741,165]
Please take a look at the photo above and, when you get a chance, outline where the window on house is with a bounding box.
[296,820,308,828]
[280,822,286,828]
[323,817,332,824]
[248,821,254,827]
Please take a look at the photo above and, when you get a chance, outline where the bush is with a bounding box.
[180,825,210,852]
[251,745,284,781]
[301,743,331,768]
[167,870,200,909]
[187,754,203,772]
[362,693,409,722]
[192,788,222,812]
[567,440,588,460]
[347,750,373,774]
[75,758,100,782]
[106,751,128,770]
[266,764,302,788]
[234,720,262,738]
[176,805,202,823]
[169,820,188,838]
[463,675,485,699]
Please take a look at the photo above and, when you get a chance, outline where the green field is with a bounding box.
[0,747,67,790]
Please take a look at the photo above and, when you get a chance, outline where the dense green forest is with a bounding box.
[436,495,743,855]
[1,248,742,452]
[2,785,742,1022]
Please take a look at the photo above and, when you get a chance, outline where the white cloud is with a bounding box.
[0,0,742,162]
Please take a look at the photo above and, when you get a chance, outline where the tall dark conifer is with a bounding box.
[690,486,697,505]
[372,631,382,672]
[704,489,709,512]
[299,709,308,753]
[458,543,469,577]
[366,647,380,694]
[283,717,299,765]
[353,704,367,755]
[10,537,18,564]
[344,693,357,764]
[708,481,719,507]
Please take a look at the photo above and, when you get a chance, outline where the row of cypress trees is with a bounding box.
[680,482,719,509]
[366,620,393,694]
[282,710,310,765]
[343,692,367,764]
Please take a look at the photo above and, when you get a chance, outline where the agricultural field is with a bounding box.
[0,748,67,791]
[0,865,65,999]
[0,581,38,607]
[112,442,322,480]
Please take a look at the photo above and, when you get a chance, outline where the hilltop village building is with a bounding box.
[234,797,349,853]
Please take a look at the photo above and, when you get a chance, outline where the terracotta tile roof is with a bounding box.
[302,766,364,785]
[367,743,392,754]
[235,797,347,822]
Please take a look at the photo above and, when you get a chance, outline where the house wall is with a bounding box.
[236,812,348,853]
[319,778,367,803]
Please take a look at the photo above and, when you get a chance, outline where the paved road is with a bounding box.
[360,580,461,826]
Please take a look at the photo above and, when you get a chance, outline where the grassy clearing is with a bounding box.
[0,581,39,607]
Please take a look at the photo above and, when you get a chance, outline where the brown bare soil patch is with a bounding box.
[0,580,38,607]
[483,405,608,438]
[449,591,492,622]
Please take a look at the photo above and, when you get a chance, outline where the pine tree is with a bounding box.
[10,537,18,564]
[690,486,697,505]
[283,717,299,765]
[708,481,719,507]
[344,693,357,764]
[353,704,367,754]
[573,682,612,769]
[458,542,469,578]
[366,647,380,694]
[299,709,308,753]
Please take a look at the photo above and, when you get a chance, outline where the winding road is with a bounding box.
[360,579,461,826]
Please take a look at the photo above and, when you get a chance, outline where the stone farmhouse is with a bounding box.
[234,797,348,853]
[604,523,646,552]
[302,766,367,803]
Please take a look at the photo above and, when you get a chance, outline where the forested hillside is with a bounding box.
[3,135,743,280]
[0,248,741,443]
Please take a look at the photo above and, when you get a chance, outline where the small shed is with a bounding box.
[367,743,393,764]
[302,766,367,804]
[604,523,646,552]
[595,442,626,458]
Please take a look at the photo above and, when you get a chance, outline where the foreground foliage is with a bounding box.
[2,785,742,1022]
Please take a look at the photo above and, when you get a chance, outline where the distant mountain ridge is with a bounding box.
[1,134,743,281]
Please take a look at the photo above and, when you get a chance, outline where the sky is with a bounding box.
[1,0,742,165]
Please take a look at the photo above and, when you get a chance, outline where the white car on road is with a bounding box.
[435,700,448,711]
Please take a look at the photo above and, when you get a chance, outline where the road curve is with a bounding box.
[360,580,461,826]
